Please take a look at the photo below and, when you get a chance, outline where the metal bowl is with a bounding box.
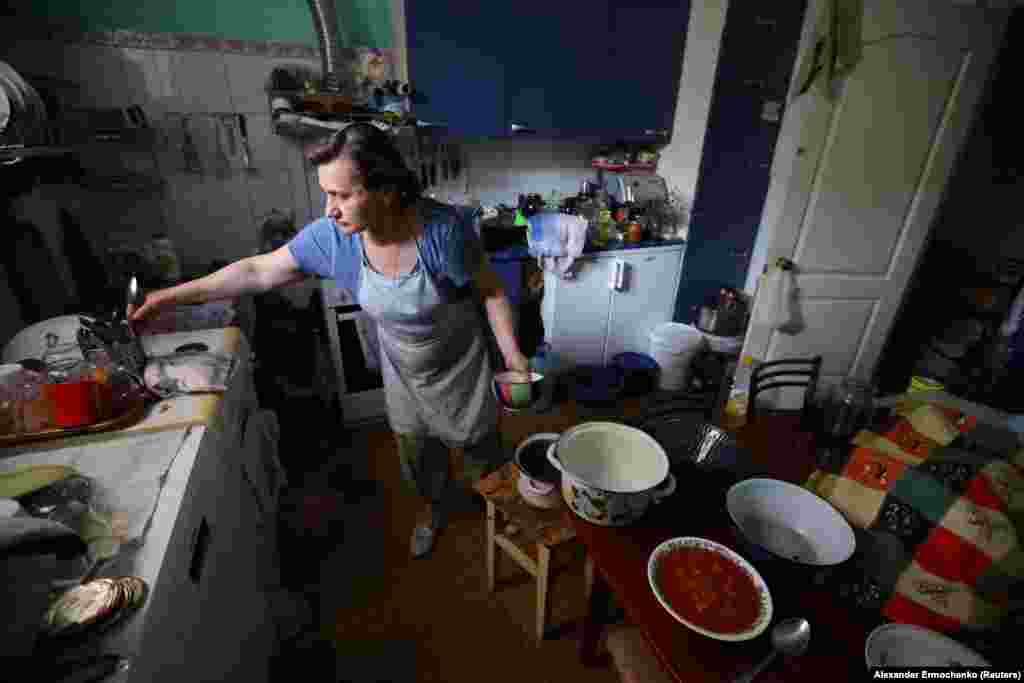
[492,371,544,412]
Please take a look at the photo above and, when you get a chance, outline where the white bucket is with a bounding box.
[649,323,706,391]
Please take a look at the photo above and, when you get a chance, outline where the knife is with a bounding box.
[238,114,253,171]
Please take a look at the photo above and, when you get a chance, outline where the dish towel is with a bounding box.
[143,351,236,398]
[794,0,863,101]
[527,213,588,279]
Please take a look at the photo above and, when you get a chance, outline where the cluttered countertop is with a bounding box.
[487,238,688,262]
[2,315,281,680]
[479,174,689,261]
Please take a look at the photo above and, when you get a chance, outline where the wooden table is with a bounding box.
[571,415,882,682]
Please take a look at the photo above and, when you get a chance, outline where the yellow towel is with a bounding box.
[0,464,78,499]
[795,0,863,100]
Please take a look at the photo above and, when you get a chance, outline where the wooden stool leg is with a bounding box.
[485,501,496,593]
[584,552,594,602]
[535,544,551,642]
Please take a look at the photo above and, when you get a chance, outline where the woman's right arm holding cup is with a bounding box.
[128,245,307,321]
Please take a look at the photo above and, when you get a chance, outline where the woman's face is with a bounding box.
[319,156,392,237]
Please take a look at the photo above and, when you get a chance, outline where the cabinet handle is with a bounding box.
[643,129,669,136]
[510,123,535,134]
[609,260,627,291]
[189,516,211,584]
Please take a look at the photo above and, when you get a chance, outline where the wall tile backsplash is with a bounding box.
[1,39,596,276]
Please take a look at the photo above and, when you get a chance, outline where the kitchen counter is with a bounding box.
[488,238,688,262]
[3,327,281,682]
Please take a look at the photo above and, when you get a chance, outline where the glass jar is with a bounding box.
[823,378,874,441]
[146,233,182,284]
[44,359,103,429]
[594,209,613,248]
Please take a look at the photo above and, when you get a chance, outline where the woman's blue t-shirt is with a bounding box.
[287,199,483,300]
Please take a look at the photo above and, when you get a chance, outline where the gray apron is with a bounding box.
[357,233,497,447]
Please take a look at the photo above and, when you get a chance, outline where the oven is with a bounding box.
[320,280,387,424]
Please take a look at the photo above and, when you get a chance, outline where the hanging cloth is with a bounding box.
[794,0,864,101]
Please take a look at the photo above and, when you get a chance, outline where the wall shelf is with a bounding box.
[268,90,431,141]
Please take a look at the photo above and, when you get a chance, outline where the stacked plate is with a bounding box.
[0,60,49,148]
[42,577,148,639]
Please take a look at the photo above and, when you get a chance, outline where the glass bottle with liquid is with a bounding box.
[594,209,613,248]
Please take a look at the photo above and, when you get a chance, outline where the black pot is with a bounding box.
[514,433,561,485]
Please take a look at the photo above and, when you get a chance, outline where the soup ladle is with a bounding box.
[733,617,811,683]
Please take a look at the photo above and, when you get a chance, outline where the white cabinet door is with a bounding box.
[544,257,614,367]
[606,249,684,363]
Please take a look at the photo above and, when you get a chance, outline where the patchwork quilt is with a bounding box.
[805,401,1024,656]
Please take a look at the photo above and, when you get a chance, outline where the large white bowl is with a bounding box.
[865,624,991,668]
[647,536,773,642]
[726,478,856,566]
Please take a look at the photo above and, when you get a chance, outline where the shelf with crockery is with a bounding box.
[267,90,430,140]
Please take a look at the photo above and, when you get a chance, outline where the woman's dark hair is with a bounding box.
[306,123,421,208]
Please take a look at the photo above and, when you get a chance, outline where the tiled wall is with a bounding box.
[2,39,320,274]
[2,40,597,278]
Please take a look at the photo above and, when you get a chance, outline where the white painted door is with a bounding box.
[605,248,685,363]
[544,257,614,367]
[742,0,1010,395]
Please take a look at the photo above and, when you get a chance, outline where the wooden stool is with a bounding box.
[473,462,588,642]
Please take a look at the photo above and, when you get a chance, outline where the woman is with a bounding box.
[130,123,529,557]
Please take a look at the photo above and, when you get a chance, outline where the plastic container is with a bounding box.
[611,352,660,396]
[649,323,706,391]
[724,355,756,420]
[703,333,743,355]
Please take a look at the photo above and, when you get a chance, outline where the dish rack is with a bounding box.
[76,321,147,380]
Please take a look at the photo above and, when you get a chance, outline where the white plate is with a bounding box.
[0,61,48,144]
[0,498,22,517]
[727,478,856,566]
[865,623,991,668]
[2,314,85,364]
[648,536,773,642]
[0,84,9,134]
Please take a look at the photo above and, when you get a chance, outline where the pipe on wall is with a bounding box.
[307,0,345,91]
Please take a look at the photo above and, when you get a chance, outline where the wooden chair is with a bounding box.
[747,356,823,424]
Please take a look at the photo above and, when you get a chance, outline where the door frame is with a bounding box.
[738,0,1011,384]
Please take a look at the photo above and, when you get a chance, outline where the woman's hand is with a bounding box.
[504,351,531,377]
[128,290,170,322]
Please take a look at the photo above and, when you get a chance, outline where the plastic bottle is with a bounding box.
[594,209,613,248]
[724,354,757,421]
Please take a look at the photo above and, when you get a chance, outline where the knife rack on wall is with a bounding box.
[161,112,256,177]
